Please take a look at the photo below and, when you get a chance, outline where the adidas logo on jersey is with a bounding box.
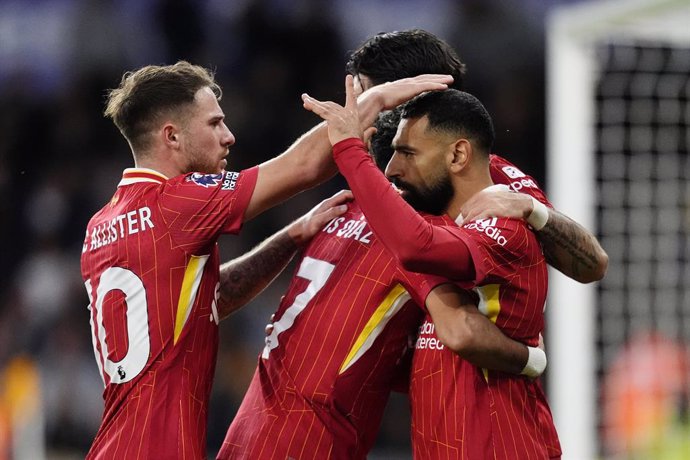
[464,217,508,246]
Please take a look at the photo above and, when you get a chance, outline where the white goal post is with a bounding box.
[546,1,690,459]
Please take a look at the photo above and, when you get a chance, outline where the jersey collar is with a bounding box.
[118,168,169,186]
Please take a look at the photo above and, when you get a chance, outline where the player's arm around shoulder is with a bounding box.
[460,184,608,283]
[243,121,339,222]
[424,283,545,378]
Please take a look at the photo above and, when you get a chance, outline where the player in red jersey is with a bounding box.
[80,61,453,459]
[346,29,608,283]
[218,104,545,459]
[217,196,544,460]
[219,30,579,458]
[304,81,561,458]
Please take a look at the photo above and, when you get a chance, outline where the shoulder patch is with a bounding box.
[187,173,224,188]
[220,171,240,190]
[501,166,526,179]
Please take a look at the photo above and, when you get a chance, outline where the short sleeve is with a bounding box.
[489,154,553,208]
[456,216,540,285]
[158,167,259,252]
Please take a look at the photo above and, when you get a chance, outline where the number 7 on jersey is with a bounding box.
[262,257,335,359]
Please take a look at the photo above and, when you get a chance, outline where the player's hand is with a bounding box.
[460,189,533,225]
[362,126,377,147]
[360,74,453,111]
[287,190,353,246]
[265,313,276,336]
[303,75,363,146]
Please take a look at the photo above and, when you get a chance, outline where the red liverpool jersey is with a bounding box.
[218,201,443,460]
[410,215,560,459]
[331,139,561,459]
[489,153,551,207]
[81,167,257,460]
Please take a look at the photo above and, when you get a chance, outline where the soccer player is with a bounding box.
[303,80,561,458]
[217,103,545,460]
[347,29,608,283]
[79,61,452,459]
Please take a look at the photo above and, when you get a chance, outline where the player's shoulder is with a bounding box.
[461,215,533,248]
[166,170,241,191]
[489,153,551,204]
[419,211,454,226]
[489,153,531,181]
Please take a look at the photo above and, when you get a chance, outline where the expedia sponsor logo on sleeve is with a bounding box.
[463,217,508,246]
[221,171,240,191]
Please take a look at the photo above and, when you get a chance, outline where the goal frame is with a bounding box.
[546,0,690,458]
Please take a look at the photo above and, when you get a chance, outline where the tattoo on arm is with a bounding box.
[217,229,299,319]
[538,210,607,283]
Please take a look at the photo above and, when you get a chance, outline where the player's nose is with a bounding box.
[385,154,402,179]
[222,124,235,146]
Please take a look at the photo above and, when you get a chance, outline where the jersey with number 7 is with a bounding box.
[80,167,257,460]
[218,201,444,460]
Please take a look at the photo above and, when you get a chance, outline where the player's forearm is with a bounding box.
[356,89,390,130]
[244,123,337,221]
[217,228,299,319]
[538,208,608,283]
[440,306,527,374]
[281,122,338,185]
[426,285,528,374]
[333,138,474,278]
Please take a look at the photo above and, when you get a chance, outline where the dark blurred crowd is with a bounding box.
[0,0,552,457]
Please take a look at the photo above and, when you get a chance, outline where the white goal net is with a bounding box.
[547,1,690,458]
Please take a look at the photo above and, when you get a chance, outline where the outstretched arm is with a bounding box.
[460,190,608,283]
[425,284,545,377]
[243,74,454,221]
[217,191,352,319]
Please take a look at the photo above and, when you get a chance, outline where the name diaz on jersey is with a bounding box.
[322,214,373,244]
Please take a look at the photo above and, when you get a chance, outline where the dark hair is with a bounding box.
[401,89,495,154]
[346,29,466,90]
[104,61,221,151]
[370,108,402,171]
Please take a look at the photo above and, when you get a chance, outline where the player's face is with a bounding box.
[180,87,235,174]
[386,116,454,215]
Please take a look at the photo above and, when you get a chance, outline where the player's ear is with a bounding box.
[449,138,471,173]
[162,123,181,149]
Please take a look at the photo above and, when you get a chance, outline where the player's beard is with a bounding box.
[394,173,453,216]
[184,142,225,174]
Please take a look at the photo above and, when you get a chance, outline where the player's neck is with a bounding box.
[133,149,185,179]
[445,170,493,221]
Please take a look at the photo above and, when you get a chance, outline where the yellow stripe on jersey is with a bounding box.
[174,255,209,344]
[475,284,501,323]
[475,284,501,381]
[339,284,411,374]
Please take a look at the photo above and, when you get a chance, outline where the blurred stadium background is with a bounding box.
[0,0,687,458]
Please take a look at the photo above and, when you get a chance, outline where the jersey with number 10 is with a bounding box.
[80,167,257,459]
[218,201,443,460]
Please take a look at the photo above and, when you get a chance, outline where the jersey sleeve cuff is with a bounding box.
[332,137,368,161]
